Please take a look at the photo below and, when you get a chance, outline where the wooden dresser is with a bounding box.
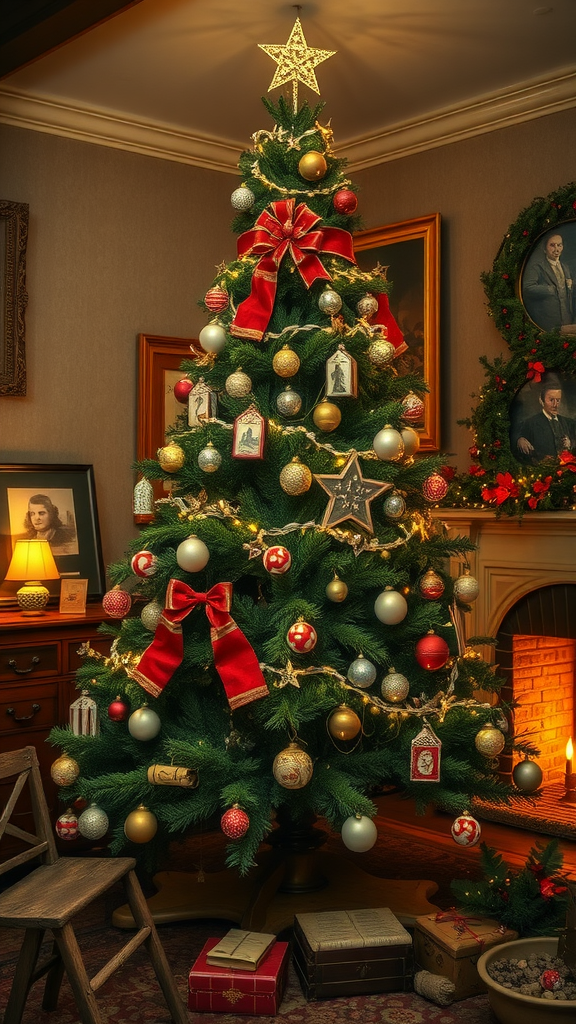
[0,605,113,834]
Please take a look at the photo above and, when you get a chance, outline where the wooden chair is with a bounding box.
[0,746,188,1024]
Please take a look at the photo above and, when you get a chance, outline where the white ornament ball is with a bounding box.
[78,802,109,841]
[263,545,292,575]
[128,707,161,741]
[130,550,157,578]
[451,811,481,847]
[381,668,410,702]
[231,185,255,211]
[276,386,302,417]
[373,425,405,462]
[341,814,377,852]
[225,370,252,398]
[454,571,480,604]
[401,427,420,458]
[318,288,342,316]
[141,600,163,632]
[199,323,227,354]
[347,656,377,689]
[176,535,210,572]
[198,444,222,473]
[356,294,379,320]
[374,588,408,625]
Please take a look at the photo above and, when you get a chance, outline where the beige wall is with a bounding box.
[1,108,576,575]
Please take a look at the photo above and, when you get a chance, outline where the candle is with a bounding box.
[566,737,574,778]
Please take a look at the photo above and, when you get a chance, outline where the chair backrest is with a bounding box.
[0,746,58,877]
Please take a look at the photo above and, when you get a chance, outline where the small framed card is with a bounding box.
[59,578,88,615]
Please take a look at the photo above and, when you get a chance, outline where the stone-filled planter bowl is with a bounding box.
[477,937,576,1024]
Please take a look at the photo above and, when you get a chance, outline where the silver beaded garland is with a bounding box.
[198,443,222,473]
[231,185,255,211]
[318,288,342,316]
[276,385,302,417]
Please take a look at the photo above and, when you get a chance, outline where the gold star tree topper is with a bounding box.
[259,17,336,113]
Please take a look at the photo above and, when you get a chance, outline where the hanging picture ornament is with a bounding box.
[157,442,185,473]
[50,754,80,787]
[225,368,252,398]
[347,656,377,689]
[141,600,163,632]
[312,400,341,432]
[383,492,406,519]
[199,323,227,354]
[231,185,255,211]
[176,535,210,572]
[198,442,222,473]
[133,476,154,524]
[513,757,543,793]
[318,287,342,316]
[333,188,358,215]
[314,454,393,532]
[341,813,377,853]
[401,427,420,458]
[325,574,348,603]
[232,405,266,460]
[128,706,161,741]
[451,810,481,847]
[374,587,408,625]
[401,391,425,423]
[326,345,357,398]
[298,150,327,180]
[422,473,449,502]
[173,377,193,404]
[188,377,217,427]
[276,385,302,417]
[78,803,109,841]
[373,425,405,462]
[124,805,158,844]
[368,338,396,367]
[69,690,99,736]
[130,550,157,578]
[410,723,442,782]
[55,808,79,841]
[204,284,229,313]
[287,619,317,654]
[415,632,450,671]
[357,293,379,320]
[419,569,445,601]
[108,695,130,722]
[102,585,132,619]
[280,457,312,495]
[272,742,313,789]
[328,704,362,741]
[263,545,292,575]
[453,570,480,604]
[221,805,250,839]
[474,722,506,757]
[381,668,410,703]
[272,344,300,377]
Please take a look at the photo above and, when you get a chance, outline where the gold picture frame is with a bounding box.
[354,213,441,452]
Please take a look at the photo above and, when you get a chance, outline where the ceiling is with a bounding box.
[1,0,575,173]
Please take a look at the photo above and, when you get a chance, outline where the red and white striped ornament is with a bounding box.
[55,808,79,841]
[263,545,292,575]
[204,285,229,313]
[401,391,425,423]
[130,550,158,578]
[221,805,250,839]
[451,811,481,847]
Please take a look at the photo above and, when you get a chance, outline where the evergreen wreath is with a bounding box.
[451,180,576,514]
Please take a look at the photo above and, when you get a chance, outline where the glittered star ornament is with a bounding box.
[314,455,393,533]
[259,17,336,112]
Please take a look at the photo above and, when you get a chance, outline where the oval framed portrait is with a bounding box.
[519,221,576,334]
[509,371,576,466]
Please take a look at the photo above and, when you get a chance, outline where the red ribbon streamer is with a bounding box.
[230,198,357,341]
[131,580,269,710]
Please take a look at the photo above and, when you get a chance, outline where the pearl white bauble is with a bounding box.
[176,536,210,572]
[401,427,420,458]
[373,425,405,462]
[199,323,227,354]
[341,813,377,852]
[231,185,255,211]
[128,707,161,741]
[374,588,408,625]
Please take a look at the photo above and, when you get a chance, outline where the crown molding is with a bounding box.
[1,65,575,174]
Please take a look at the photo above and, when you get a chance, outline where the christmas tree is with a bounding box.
[50,19,522,875]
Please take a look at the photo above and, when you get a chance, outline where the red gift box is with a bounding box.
[188,938,289,1015]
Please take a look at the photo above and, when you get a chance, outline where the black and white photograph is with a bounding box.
[509,372,576,465]
[520,222,576,334]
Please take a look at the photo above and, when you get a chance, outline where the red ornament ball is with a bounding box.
[108,696,130,722]
[263,545,292,575]
[173,378,193,404]
[540,969,562,991]
[419,569,445,601]
[130,550,157,578]
[55,808,79,841]
[451,812,481,847]
[333,188,358,214]
[422,473,449,502]
[221,805,250,839]
[204,285,229,313]
[287,620,317,654]
[401,392,425,423]
[102,588,132,619]
[415,632,449,671]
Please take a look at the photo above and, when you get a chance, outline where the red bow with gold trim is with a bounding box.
[230,198,357,341]
[131,580,268,710]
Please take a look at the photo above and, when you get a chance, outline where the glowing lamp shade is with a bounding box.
[5,539,60,615]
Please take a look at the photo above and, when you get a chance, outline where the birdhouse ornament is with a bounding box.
[410,722,441,782]
[69,690,99,736]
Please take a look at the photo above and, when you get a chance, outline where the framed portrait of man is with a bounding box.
[509,373,576,466]
[519,222,576,335]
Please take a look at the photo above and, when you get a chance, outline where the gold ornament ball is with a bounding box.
[124,804,158,843]
[313,400,341,432]
[157,442,185,473]
[380,669,410,703]
[326,576,348,602]
[298,150,327,181]
[50,754,80,787]
[474,723,506,757]
[367,339,396,367]
[272,743,314,789]
[401,427,420,458]
[280,458,312,495]
[272,345,300,378]
[328,705,362,742]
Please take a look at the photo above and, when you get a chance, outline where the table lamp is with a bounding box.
[5,538,60,614]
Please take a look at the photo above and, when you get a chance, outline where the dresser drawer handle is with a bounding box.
[8,656,41,675]
[6,703,41,722]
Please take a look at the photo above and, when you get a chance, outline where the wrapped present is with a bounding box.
[414,910,518,1000]
[293,908,413,1001]
[188,938,289,1015]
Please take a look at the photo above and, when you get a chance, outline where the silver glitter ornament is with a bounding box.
[318,288,342,316]
[198,442,222,473]
[347,656,377,689]
[383,492,406,519]
[276,385,302,417]
[78,803,109,840]
[141,600,163,632]
[231,185,255,211]
[225,369,252,398]
[381,668,410,703]
[356,293,379,319]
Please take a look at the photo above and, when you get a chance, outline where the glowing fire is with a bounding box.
[567,737,574,761]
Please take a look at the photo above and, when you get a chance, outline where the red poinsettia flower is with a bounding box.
[539,877,568,900]
[469,465,486,477]
[558,451,576,472]
[526,360,545,382]
[482,472,519,506]
[440,465,456,481]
